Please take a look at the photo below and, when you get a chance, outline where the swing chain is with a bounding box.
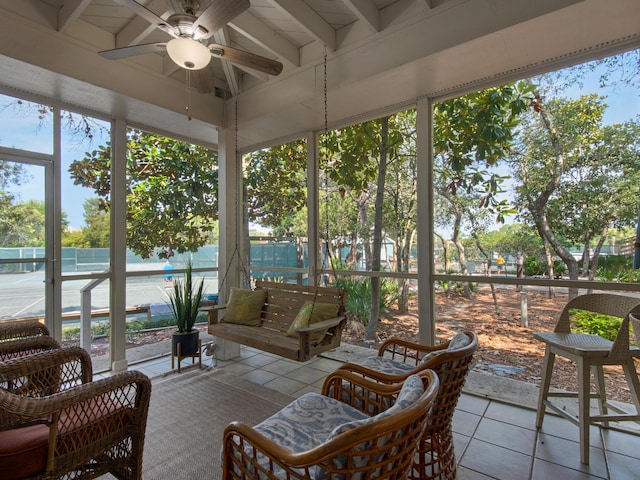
[218,95,252,296]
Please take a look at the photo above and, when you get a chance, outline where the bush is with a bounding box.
[437,278,478,296]
[334,276,398,326]
[524,256,545,276]
[596,256,640,283]
[571,309,621,342]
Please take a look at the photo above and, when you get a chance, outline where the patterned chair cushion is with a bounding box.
[418,331,471,365]
[361,355,415,375]
[250,375,425,479]
[330,373,424,436]
[360,333,471,374]
[320,374,424,478]
[254,392,369,453]
[250,393,369,478]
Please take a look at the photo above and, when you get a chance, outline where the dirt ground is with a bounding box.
[342,286,639,405]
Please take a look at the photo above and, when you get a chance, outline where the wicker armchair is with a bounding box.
[0,319,50,341]
[0,335,61,363]
[0,346,151,480]
[223,369,439,480]
[331,331,478,480]
[534,293,640,464]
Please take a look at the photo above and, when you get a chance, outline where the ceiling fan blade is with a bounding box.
[208,43,283,76]
[99,42,167,60]
[113,0,176,36]
[194,0,250,38]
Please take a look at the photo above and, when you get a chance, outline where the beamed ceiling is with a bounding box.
[0,0,638,151]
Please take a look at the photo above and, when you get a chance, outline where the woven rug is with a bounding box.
[102,367,295,480]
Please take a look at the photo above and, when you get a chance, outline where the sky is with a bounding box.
[1,54,639,230]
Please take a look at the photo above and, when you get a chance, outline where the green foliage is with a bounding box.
[511,94,640,278]
[68,131,218,259]
[521,256,566,277]
[334,276,398,325]
[571,309,621,342]
[0,198,48,247]
[437,275,479,296]
[61,315,208,343]
[596,255,640,283]
[434,81,535,223]
[82,198,110,247]
[244,141,308,235]
[553,259,566,276]
[168,260,206,333]
[523,256,545,276]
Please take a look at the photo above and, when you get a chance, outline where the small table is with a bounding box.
[171,338,202,373]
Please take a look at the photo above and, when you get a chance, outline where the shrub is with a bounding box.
[524,256,545,276]
[334,276,398,326]
[571,309,621,341]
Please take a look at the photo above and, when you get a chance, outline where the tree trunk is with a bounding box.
[347,230,358,269]
[589,225,609,282]
[359,192,371,271]
[451,210,471,298]
[635,209,640,269]
[365,117,389,341]
[472,231,499,314]
[581,233,591,277]
[396,227,414,313]
[529,92,580,298]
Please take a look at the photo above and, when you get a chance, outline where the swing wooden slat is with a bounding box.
[202,280,347,362]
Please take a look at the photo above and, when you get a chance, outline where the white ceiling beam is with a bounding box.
[58,0,91,32]
[230,11,300,66]
[214,27,239,97]
[117,0,171,48]
[233,64,269,82]
[267,0,336,51]
[343,0,380,32]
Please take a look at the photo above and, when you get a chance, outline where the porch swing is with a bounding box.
[201,58,347,362]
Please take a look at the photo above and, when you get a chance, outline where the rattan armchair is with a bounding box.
[0,335,61,363]
[223,369,439,480]
[331,330,478,480]
[534,293,640,464]
[0,346,151,480]
[0,319,50,341]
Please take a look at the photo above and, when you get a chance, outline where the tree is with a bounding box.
[433,82,533,295]
[82,198,110,248]
[244,141,308,235]
[0,198,46,247]
[511,94,640,290]
[69,131,218,258]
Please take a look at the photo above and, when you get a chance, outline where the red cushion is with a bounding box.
[0,423,48,480]
[0,395,132,479]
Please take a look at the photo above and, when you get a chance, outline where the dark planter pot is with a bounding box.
[172,331,199,357]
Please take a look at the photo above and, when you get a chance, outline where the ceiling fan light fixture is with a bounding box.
[166,37,211,70]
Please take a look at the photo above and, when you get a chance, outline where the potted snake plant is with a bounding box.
[168,260,205,357]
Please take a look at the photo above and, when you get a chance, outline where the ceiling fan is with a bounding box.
[99,0,283,76]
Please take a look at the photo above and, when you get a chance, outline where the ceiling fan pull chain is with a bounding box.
[185,69,192,120]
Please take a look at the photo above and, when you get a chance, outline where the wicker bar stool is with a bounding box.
[534,293,640,464]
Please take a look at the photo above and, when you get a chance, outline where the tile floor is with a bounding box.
[123,345,640,480]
